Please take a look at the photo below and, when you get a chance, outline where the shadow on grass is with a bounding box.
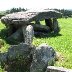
[0,29,62,44]
[34,32,62,38]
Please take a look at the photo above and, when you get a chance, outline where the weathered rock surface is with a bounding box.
[7,25,34,44]
[46,66,72,72]
[45,18,53,31]
[0,24,56,72]
[0,43,35,72]
[6,24,50,44]
[30,43,56,72]
[1,9,62,26]
[7,27,23,44]
[0,43,56,72]
[24,25,34,45]
[32,24,50,32]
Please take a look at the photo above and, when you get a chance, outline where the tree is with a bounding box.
[6,7,27,14]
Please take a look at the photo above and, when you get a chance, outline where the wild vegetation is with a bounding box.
[0,7,27,17]
[0,18,72,71]
[6,7,27,14]
[54,9,72,17]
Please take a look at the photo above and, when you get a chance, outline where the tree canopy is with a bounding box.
[6,7,27,14]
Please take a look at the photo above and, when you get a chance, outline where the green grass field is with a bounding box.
[33,18,72,69]
[0,18,72,70]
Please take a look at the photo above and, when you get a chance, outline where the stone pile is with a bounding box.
[30,43,56,72]
[0,25,56,72]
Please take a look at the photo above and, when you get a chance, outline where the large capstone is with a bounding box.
[30,43,56,72]
[1,9,62,26]
[1,9,62,34]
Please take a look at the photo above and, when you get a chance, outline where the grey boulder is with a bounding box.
[30,43,56,72]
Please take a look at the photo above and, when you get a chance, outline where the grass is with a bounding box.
[0,21,10,53]
[33,18,72,69]
[0,18,72,70]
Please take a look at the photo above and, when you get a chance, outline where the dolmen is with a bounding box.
[1,9,62,44]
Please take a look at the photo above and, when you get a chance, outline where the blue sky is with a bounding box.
[0,0,72,11]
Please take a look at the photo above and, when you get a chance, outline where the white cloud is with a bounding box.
[0,0,72,11]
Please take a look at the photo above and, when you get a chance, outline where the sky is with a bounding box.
[0,0,72,11]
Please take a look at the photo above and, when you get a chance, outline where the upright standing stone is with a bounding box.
[30,43,56,72]
[24,25,34,45]
[53,18,60,33]
[45,18,53,31]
